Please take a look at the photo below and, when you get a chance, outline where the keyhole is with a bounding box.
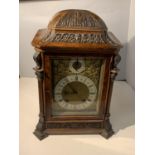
[72,61,81,70]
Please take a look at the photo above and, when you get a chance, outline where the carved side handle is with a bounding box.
[110,54,121,80]
[110,68,120,80]
[33,49,44,80]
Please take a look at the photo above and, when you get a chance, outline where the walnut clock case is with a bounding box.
[31,9,122,140]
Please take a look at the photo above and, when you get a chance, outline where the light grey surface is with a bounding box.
[19,78,134,155]
[126,0,135,89]
[19,0,131,80]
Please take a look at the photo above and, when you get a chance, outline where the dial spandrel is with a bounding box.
[51,57,105,116]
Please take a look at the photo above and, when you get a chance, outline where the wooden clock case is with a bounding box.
[31,9,122,140]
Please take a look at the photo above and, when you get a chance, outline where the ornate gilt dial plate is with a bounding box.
[51,57,105,116]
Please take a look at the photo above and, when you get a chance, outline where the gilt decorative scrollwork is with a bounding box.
[52,58,103,88]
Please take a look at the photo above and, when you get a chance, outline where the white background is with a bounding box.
[2,0,155,155]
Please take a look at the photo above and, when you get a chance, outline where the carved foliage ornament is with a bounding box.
[42,32,107,44]
[48,10,107,30]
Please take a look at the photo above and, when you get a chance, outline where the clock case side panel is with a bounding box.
[101,53,121,138]
[33,48,48,140]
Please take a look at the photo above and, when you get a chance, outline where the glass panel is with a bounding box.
[51,57,105,116]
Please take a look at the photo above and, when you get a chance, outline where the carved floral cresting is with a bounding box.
[43,10,109,44]
[42,32,108,43]
[48,10,107,29]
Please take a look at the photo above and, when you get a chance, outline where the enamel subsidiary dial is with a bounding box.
[69,58,85,73]
[54,75,97,110]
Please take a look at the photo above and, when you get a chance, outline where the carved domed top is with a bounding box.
[48,9,107,31]
[32,9,122,50]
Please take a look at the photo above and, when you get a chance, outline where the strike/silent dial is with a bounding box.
[69,59,85,73]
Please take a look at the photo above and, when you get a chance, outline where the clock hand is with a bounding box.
[68,83,77,94]
[73,58,81,71]
[77,90,84,99]
[76,58,79,71]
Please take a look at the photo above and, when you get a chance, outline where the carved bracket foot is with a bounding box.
[100,119,114,139]
[33,117,48,140]
[33,129,48,140]
[100,129,114,139]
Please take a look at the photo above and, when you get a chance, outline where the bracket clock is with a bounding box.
[31,9,122,140]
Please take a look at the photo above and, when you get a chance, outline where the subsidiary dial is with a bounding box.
[69,58,85,73]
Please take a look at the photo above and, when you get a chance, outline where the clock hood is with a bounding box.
[32,9,122,52]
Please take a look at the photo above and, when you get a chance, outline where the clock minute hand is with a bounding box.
[68,83,77,94]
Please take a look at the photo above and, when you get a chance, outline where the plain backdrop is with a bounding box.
[19,1,135,155]
[19,0,135,88]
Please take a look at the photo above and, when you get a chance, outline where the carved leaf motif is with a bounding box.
[42,33,106,44]
[55,10,107,29]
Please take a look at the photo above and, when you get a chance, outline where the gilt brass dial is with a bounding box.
[51,57,105,116]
